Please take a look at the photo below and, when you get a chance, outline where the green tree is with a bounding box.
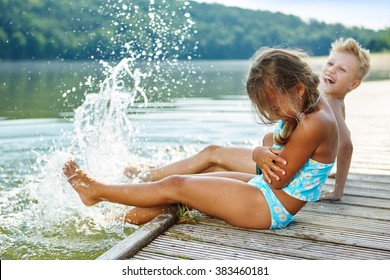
[0,0,388,60]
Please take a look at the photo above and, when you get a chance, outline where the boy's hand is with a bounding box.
[320,191,342,201]
[252,146,287,184]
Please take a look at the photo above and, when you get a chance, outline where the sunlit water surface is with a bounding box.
[0,56,271,260]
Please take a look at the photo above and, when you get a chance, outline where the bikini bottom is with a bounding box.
[248,176,295,229]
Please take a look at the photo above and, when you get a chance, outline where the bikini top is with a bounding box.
[273,120,334,202]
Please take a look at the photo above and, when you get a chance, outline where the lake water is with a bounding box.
[0,58,389,259]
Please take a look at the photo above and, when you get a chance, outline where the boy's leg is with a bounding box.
[122,205,176,225]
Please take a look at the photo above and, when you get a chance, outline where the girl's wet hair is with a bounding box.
[246,48,320,145]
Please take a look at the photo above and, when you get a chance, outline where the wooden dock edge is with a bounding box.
[96,212,178,260]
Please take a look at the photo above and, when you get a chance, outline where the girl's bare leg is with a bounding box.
[123,171,256,225]
[64,160,271,229]
[123,205,176,225]
[126,145,255,181]
[122,171,256,225]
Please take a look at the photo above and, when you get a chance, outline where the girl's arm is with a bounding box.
[252,146,286,183]
[268,116,330,190]
[252,132,287,183]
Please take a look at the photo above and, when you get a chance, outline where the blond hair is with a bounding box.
[246,48,320,145]
[330,37,371,79]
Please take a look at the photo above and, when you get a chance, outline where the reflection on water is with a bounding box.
[0,60,249,119]
[1,55,389,119]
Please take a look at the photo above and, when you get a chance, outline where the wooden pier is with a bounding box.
[98,81,390,260]
[98,172,390,260]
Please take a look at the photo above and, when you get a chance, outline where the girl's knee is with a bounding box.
[160,175,189,193]
[162,174,186,185]
[202,145,223,160]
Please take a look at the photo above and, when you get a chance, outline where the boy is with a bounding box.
[319,37,370,200]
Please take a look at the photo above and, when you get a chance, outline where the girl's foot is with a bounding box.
[63,160,102,206]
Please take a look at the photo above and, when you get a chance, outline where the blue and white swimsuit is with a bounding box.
[248,121,334,229]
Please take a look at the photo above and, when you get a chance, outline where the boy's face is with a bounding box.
[320,51,361,97]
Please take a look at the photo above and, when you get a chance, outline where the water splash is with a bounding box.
[0,0,199,259]
[94,0,200,101]
[72,58,148,181]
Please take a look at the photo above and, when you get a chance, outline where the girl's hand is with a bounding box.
[252,146,287,184]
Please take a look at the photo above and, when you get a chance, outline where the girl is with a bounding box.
[64,48,338,230]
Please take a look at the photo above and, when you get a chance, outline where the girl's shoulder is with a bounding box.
[305,99,336,126]
[296,104,336,140]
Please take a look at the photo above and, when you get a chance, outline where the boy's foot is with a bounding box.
[63,160,102,206]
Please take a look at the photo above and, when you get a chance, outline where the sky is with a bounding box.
[195,0,390,30]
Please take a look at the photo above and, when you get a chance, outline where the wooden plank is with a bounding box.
[131,251,182,260]
[325,178,390,192]
[194,201,390,223]
[346,189,390,200]
[347,173,390,185]
[324,195,390,209]
[271,223,390,251]
[198,211,390,235]
[161,223,390,259]
[97,212,177,260]
[192,213,390,251]
[341,187,390,199]
[353,155,390,163]
[294,211,390,234]
[344,180,390,191]
[136,236,302,260]
[351,160,390,167]
[302,202,390,221]
[349,167,390,175]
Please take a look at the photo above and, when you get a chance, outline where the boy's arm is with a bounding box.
[321,101,353,200]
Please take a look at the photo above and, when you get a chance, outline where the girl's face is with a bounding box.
[320,51,361,96]
[267,89,299,121]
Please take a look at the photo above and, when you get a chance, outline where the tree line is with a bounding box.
[1,0,389,60]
